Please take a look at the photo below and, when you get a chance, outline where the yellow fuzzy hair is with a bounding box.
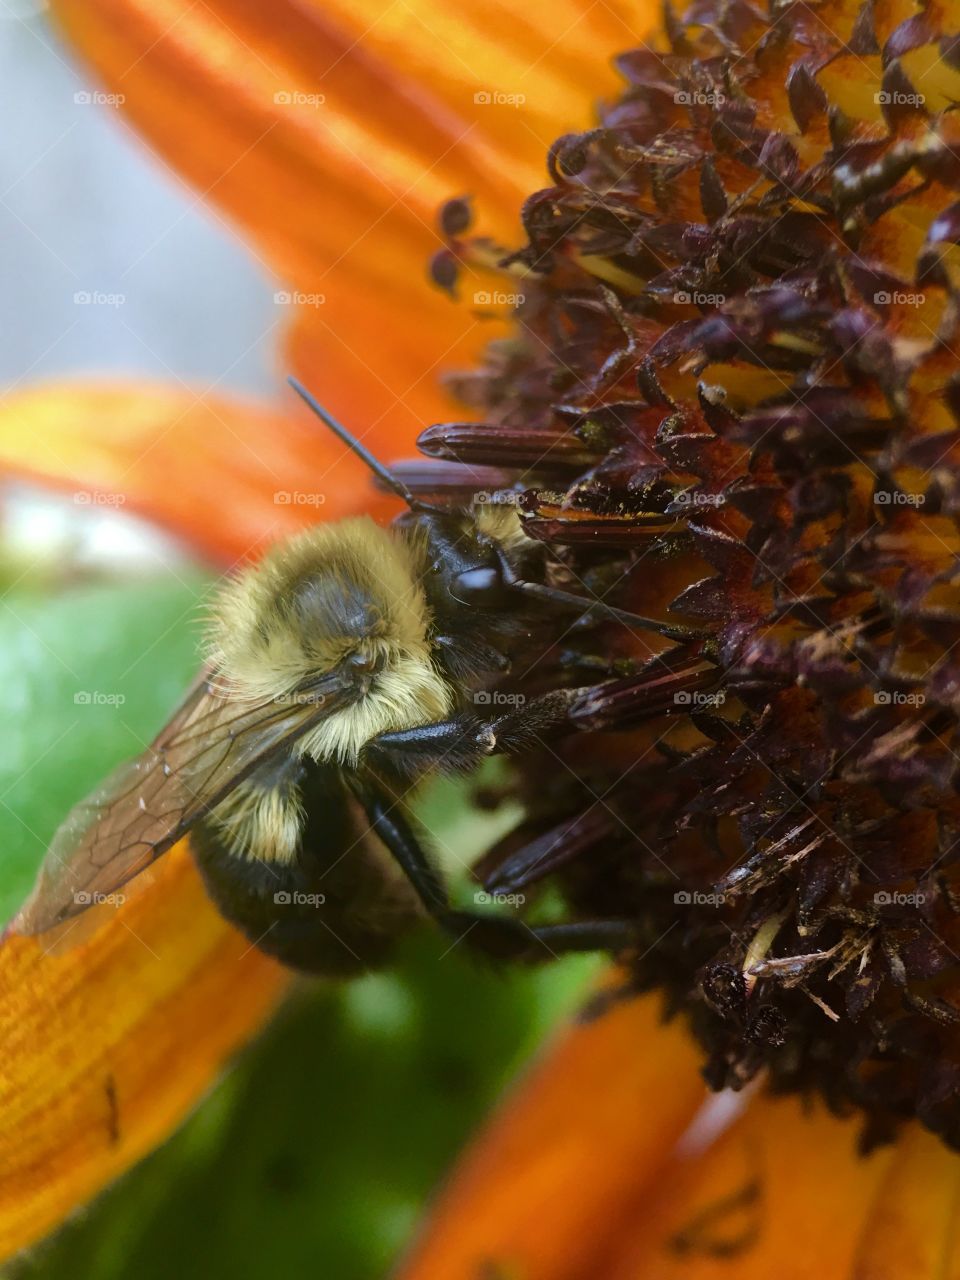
[473,502,529,558]
[207,518,452,766]
[209,776,305,864]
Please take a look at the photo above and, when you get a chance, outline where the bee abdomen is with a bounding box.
[191,760,420,975]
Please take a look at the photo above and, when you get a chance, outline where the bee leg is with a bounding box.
[440,912,639,961]
[363,717,497,775]
[483,689,580,752]
[352,781,637,962]
[349,779,451,916]
[364,690,581,777]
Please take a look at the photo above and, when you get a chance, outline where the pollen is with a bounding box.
[428,1,960,1149]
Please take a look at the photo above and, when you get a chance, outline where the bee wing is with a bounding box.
[10,670,354,936]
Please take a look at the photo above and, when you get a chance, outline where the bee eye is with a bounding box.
[450,566,507,607]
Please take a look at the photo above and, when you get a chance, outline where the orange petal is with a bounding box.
[849,1125,960,1280]
[573,1089,960,1280]
[49,0,649,431]
[399,981,960,1280]
[397,986,710,1280]
[0,839,288,1262]
[0,381,397,566]
[601,1092,897,1280]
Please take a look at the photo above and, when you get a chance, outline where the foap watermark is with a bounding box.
[474,490,521,507]
[74,690,126,707]
[274,490,326,506]
[73,490,126,507]
[74,290,125,307]
[874,890,926,907]
[674,489,725,507]
[74,890,126,907]
[474,890,526,907]
[673,289,726,305]
[474,90,525,107]
[275,690,328,708]
[874,290,925,307]
[875,690,926,707]
[875,90,925,107]
[274,290,325,307]
[674,89,725,106]
[674,889,726,907]
[674,689,726,708]
[74,90,125,108]
[273,890,326,907]
[474,690,526,707]
[273,90,326,108]
[874,490,925,506]
[473,290,525,307]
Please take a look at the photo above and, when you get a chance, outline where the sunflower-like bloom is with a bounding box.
[3,0,960,1276]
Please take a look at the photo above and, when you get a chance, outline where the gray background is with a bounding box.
[0,5,276,398]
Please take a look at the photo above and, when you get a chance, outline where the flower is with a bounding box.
[4,0,960,1275]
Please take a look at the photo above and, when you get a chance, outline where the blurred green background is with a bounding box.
[0,564,596,1280]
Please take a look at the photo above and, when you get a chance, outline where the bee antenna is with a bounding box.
[288,376,442,515]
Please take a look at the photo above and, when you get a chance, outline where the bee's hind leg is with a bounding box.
[351,780,637,963]
[440,911,639,961]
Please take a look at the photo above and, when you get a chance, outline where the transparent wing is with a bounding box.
[10,669,353,935]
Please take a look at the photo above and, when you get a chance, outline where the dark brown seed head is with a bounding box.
[429,0,960,1149]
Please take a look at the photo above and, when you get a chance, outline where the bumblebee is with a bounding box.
[10,380,654,973]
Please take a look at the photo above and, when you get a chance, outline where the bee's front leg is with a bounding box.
[481,688,581,752]
[361,717,496,776]
[362,688,582,777]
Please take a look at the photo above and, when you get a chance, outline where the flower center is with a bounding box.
[426,2,960,1150]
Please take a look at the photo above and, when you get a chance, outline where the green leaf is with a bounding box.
[0,575,208,922]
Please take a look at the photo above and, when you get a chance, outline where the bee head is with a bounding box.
[207,517,430,703]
